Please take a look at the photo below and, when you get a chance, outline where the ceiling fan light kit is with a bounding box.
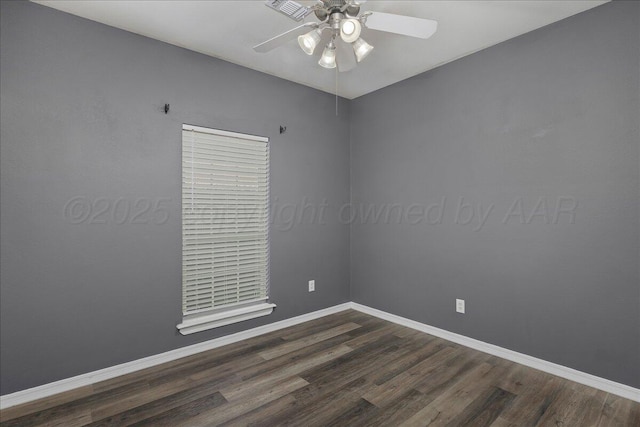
[318,41,337,69]
[298,28,323,55]
[255,0,438,72]
[352,37,373,62]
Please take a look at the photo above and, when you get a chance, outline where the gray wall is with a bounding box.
[350,1,639,388]
[0,1,350,394]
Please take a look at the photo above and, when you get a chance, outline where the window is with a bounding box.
[177,124,274,335]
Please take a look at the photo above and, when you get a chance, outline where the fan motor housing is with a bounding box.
[315,0,360,21]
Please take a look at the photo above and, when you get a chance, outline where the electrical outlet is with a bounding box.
[456,299,465,314]
[308,280,315,292]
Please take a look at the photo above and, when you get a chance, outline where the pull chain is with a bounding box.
[335,63,338,116]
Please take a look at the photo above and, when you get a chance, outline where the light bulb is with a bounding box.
[343,21,355,35]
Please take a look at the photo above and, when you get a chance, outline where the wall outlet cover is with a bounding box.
[308,280,315,292]
[456,299,465,314]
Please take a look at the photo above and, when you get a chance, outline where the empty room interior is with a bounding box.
[1,0,639,425]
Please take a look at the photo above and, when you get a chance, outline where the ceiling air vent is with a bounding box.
[264,0,312,22]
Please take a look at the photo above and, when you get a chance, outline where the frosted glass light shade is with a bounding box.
[353,37,373,62]
[298,29,322,55]
[318,44,337,69]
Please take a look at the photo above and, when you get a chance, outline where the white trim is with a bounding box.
[0,303,351,410]
[350,302,640,403]
[2,301,638,410]
[182,123,268,142]
[177,302,277,335]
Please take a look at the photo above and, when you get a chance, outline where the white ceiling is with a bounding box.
[33,1,608,99]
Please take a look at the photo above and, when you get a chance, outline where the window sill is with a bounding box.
[177,302,276,335]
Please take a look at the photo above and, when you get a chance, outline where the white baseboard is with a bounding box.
[0,303,352,410]
[2,301,638,410]
[350,302,640,403]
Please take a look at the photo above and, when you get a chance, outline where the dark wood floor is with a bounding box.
[1,310,638,426]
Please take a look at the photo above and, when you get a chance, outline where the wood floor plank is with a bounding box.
[85,374,236,426]
[178,376,308,426]
[325,398,379,426]
[272,342,436,426]
[575,387,608,426]
[91,351,267,423]
[398,362,505,427]
[268,381,369,426]
[252,334,417,425]
[413,350,489,396]
[489,376,566,427]
[94,335,282,394]
[371,338,444,387]
[597,393,640,427]
[151,353,265,387]
[295,332,407,388]
[300,337,411,383]
[444,386,516,427]
[0,381,151,427]
[277,310,365,341]
[235,327,373,381]
[258,322,361,360]
[281,344,443,427]
[354,388,434,427]
[341,323,405,349]
[532,383,600,427]
[218,393,300,427]
[2,311,638,427]
[126,392,227,427]
[32,409,93,427]
[143,342,274,388]
[0,386,94,423]
[490,363,551,397]
[393,325,426,338]
[219,344,353,401]
[363,346,460,408]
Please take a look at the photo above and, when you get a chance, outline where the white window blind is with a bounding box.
[180,124,271,331]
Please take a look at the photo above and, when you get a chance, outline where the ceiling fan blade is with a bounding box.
[336,41,357,73]
[364,12,437,40]
[254,23,318,53]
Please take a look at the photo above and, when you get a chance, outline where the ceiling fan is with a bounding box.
[254,0,438,72]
